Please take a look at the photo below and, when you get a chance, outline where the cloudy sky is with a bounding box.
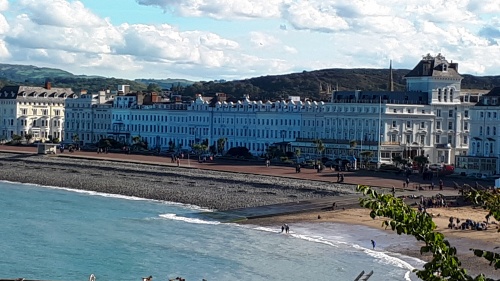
[0,0,498,81]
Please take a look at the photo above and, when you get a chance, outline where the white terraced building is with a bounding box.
[0,82,75,141]
[64,90,115,144]
[455,87,500,176]
[65,54,483,166]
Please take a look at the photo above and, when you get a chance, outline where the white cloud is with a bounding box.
[282,1,349,32]
[137,0,283,19]
[0,0,8,12]
[0,0,498,80]
[19,0,105,27]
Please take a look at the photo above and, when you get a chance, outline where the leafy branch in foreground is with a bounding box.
[357,185,498,281]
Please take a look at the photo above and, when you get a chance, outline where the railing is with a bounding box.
[381,141,401,145]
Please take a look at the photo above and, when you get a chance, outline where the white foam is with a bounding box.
[159,213,221,225]
[244,223,421,280]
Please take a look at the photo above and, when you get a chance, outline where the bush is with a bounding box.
[227,146,253,158]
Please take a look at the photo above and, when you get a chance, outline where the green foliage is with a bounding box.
[11,134,22,144]
[313,139,325,157]
[217,137,227,154]
[227,146,252,158]
[146,83,162,93]
[357,185,499,281]
[24,133,33,143]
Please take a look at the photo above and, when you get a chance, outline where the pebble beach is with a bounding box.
[0,152,355,210]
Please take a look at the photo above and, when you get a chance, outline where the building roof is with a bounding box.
[405,53,462,79]
[0,85,74,99]
[474,87,500,106]
[332,90,428,105]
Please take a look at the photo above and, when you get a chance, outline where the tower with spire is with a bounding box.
[388,60,394,92]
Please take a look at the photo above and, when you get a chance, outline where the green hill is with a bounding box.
[0,63,498,100]
[180,68,500,101]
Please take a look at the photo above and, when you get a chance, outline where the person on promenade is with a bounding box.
[371,240,376,250]
[439,179,443,190]
[281,225,285,233]
[176,158,180,167]
[285,224,290,233]
[405,177,410,187]
[265,159,270,167]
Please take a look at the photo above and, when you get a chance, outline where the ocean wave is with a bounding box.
[159,213,221,225]
[244,223,420,280]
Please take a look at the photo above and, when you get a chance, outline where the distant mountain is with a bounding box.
[180,68,500,101]
[0,63,75,82]
[135,78,195,89]
[0,63,147,93]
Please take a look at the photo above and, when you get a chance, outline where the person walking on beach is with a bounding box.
[371,240,376,250]
[285,224,290,233]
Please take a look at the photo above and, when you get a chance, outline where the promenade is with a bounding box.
[0,145,484,197]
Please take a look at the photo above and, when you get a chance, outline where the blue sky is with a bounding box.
[0,0,498,81]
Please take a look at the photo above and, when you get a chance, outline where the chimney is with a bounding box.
[45,81,52,90]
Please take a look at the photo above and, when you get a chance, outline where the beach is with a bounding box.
[1,149,499,279]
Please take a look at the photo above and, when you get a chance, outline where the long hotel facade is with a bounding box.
[60,54,482,167]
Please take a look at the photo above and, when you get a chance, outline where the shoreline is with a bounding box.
[242,207,500,279]
[2,151,499,279]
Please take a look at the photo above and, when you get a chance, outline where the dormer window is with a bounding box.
[438,89,442,101]
[443,64,448,71]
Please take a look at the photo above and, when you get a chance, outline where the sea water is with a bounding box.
[0,181,424,281]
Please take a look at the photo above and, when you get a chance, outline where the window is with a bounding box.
[480,112,484,118]
[494,127,497,136]
[406,121,411,128]
[421,110,425,114]
[480,126,483,135]
[448,110,453,117]
[436,121,441,130]
[21,108,27,115]
[420,122,425,129]
[464,122,468,130]
[487,127,490,135]
[488,112,491,118]
[420,135,425,144]
[435,135,441,143]
[392,121,397,128]
[393,109,397,113]
[448,122,453,130]
[463,136,468,145]
[464,110,469,118]
[436,109,441,117]
[495,112,498,118]
[438,89,442,101]
[405,134,411,144]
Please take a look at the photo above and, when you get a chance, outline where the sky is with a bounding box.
[0,0,498,81]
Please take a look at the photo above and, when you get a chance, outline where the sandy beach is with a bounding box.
[1,148,499,279]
